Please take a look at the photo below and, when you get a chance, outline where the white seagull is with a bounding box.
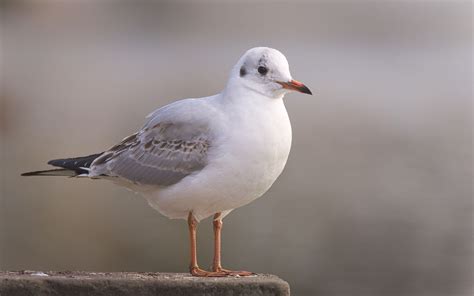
[22,47,312,277]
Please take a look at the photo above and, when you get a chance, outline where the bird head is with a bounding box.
[229,47,312,98]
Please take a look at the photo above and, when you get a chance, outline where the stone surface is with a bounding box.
[0,271,290,296]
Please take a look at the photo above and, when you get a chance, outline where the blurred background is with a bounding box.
[0,1,472,295]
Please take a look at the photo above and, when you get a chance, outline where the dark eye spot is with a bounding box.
[258,66,268,75]
[240,66,246,77]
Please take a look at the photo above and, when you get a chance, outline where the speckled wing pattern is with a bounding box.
[90,118,211,187]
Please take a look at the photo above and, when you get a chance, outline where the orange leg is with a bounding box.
[188,212,227,277]
[212,213,224,271]
[211,212,254,276]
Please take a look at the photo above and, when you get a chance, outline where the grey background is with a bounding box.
[1,1,472,295]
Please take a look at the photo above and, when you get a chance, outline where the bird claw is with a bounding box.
[190,266,228,277]
[213,267,255,277]
[190,266,254,277]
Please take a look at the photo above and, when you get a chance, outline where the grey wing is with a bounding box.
[90,122,210,186]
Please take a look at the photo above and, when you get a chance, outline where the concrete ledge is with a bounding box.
[0,271,290,296]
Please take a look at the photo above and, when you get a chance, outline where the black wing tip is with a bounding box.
[21,171,35,176]
[21,168,78,177]
[23,153,103,177]
[21,170,55,176]
[47,153,103,169]
[48,158,68,166]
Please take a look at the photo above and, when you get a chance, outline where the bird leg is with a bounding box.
[188,212,227,277]
[211,212,254,276]
[212,213,223,272]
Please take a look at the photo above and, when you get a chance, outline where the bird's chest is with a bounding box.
[216,103,292,194]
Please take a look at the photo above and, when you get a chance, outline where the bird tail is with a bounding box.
[21,169,80,177]
[21,153,103,177]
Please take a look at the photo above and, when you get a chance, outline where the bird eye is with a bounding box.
[257,66,268,75]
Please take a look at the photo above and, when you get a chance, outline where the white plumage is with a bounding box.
[26,47,311,222]
[23,47,312,277]
[90,47,298,221]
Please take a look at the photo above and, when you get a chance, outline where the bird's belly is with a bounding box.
[219,130,292,203]
[145,105,292,221]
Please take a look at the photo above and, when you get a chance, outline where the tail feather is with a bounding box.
[21,168,78,177]
[22,153,103,177]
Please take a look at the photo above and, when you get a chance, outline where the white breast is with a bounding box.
[219,98,292,200]
[145,97,292,221]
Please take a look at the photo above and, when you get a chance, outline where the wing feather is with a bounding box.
[90,99,216,186]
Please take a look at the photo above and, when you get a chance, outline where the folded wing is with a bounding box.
[90,99,215,187]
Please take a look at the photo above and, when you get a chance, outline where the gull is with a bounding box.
[22,47,312,277]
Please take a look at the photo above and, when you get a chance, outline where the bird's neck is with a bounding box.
[222,78,284,105]
[215,83,286,119]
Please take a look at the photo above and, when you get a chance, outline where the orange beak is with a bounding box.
[277,79,312,95]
